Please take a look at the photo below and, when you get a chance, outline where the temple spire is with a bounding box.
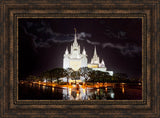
[65,47,69,55]
[82,47,86,55]
[101,59,105,65]
[94,46,98,57]
[74,27,76,34]
[73,28,78,46]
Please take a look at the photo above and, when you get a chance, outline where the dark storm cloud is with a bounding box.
[21,20,141,57]
[102,43,141,56]
[21,22,92,48]
[23,24,141,56]
[104,26,127,40]
[86,39,100,45]
[32,32,92,48]
[100,20,127,40]
[77,32,91,40]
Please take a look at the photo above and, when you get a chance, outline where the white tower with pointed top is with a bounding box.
[63,28,88,71]
[99,59,105,68]
[91,46,100,64]
[63,47,70,69]
[81,48,87,67]
[88,46,113,76]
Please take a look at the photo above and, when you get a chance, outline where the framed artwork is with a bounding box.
[0,0,159,117]
[18,18,142,101]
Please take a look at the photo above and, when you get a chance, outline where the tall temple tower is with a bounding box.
[87,46,113,75]
[63,29,88,71]
[91,46,100,64]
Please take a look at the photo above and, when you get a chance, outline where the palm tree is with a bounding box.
[71,71,76,84]
[66,68,74,85]
[102,72,110,85]
[88,70,97,85]
[40,72,47,83]
[50,68,67,84]
[95,71,103,83]
[45,70,51,83]
[79,67,92,85]
[71,71,80,84]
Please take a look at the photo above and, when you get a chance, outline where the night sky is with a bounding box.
[18,18,142,80]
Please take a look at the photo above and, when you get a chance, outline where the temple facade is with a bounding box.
[63,29,113,76]
[63,30,87,71]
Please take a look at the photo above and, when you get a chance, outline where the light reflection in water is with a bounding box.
[69,88,72,95]
[19,83,142,100]
[76,90,80,100]
[42,86,45,91]
[122,87,125,94]
[97,89,100,95]
[121,84,125,94]
[52,87,54,92]
[30,83,123,100]
[105,87,108,92]
[82,88,86,95]
[58,85,116,100]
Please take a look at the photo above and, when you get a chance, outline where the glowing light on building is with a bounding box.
[87,64,98,68]
[63,28,113,76]
[69,79,82,83]
[63,28,87,71]
[70,61,81,71]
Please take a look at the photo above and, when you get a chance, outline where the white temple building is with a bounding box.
[63,30,87,71]
[88,47,113,76]
[63,29,113,76]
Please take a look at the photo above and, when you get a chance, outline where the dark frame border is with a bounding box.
[0,1,159,117]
